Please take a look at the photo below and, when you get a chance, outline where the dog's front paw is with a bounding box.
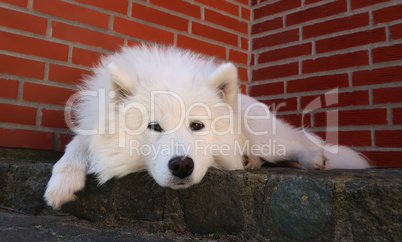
[296,149,326,170]
[313,157,328,170]
[243,155,262,169]
[44,166,86,209]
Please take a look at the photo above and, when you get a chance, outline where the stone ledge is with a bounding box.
[0,148,401,240]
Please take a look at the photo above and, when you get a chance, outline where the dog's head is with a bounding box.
[105,47,241,189]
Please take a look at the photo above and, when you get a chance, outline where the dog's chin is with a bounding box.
[167,183,193,189]
[163,177,197,189]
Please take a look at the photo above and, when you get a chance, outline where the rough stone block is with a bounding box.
[0,149,400,240]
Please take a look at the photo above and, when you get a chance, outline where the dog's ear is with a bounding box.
[108,62,134,100]
[209,63,238,104]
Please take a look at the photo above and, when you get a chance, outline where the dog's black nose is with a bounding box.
[168,156,194,179]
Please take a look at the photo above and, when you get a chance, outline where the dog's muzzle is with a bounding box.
[168,156,194,179]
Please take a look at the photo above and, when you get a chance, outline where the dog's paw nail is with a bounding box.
[314,157,328,170]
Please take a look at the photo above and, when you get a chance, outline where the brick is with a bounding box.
[23,82,76,106]
[316,28,386,53]
[353,66,402,86]
[314,110,344,127]
[238,67,248,82]
[253,28,299,50]
[277,113,311,128]
[258,43,311,63]
[303,12,369,39]
[252,17,283,35]
[300,94,324,110]
[241,37,248,50]
[329,90,370,107]
[372,43,402,63]
[373,3,402,24]
[127,39,142,47]
[177,35,226,60]
[376,130,402,147]
[0,31,69,61]
[204,9,248,34]
[314,108,387,126]
[33,0,109,29]
[305,0,324,4]
[192,22,238,46]
[337,130,372,146]
[59,133,74,152]
[72,47,106,67]
[229,49,248,65]
[131,3,188,32]
[0,54,45,79]
[393,108,402,124]
[74,0,128,14]
[0,0,27,7]
[52,22,124,51]
[0,128,53,150]
[351,0,391,9]
[303,51,369,74]
[0,103,37,125]
[316,130,372,147]
[260,97,298,112]
[49,64,91,85]
[234,0,248,5]
[0,7,47,35]
[150,0,201,18]
[194,0,238,16]
[253,62,299,81]
[249,82,285,97]
[361,151,402,167]
[287,0,347,26]
[373,86,402,104]
[241,7,250,20]
[301,90,369,110]
[0,79,19,99]
[254,0,301,20]
[114,17,174,45]
[41,109,68,129]
[239,84,247,94]
[287,72,349,95]
[391,23,402,40]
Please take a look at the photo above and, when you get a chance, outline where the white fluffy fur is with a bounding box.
[44,45,371,208]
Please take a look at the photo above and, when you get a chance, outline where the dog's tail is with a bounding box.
[323,144,372,169]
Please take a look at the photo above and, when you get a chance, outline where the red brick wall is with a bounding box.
[0,0,401,167]
[251,0,402,167]
[0,0,250,151]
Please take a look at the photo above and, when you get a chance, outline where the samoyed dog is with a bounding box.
[44,45,370,208]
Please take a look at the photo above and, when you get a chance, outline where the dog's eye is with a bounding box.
[190,121,204,131]
[148,122,163,132]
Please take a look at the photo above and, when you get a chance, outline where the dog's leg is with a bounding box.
[254,135,325,170]
[242,154,263,169]
[276,134,326,170]
[214,145,246,170]
[252,118,370,169]
[239,94,321,169]
[44,135,89,209]
[250,115,328,169]
[241,94,369,170]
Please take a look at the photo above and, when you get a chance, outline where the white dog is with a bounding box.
[44,45,370,208]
